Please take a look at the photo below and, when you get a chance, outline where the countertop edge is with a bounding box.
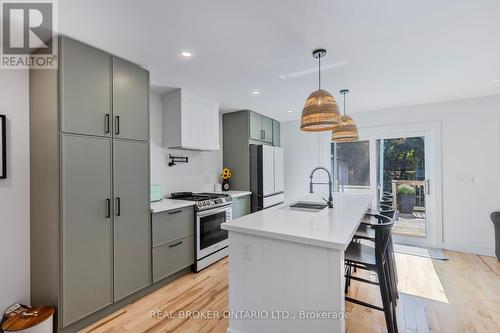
[150,200,195,213]
[221,224,346,250]
[228,191,252,198]
[214,190,252,198]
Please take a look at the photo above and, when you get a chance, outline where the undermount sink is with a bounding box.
[287,201,328,212]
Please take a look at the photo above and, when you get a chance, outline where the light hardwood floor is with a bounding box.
[81,251,500,333]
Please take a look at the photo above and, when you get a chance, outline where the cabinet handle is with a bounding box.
[105,114,110,134]
[169,241,183,248]
[116,197,121,216]
[168,210,183,215]
[105,199,111,218]
[261,129,265,140]
[115,116,120,135]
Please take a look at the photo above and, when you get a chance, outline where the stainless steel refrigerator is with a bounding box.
[250,144,285,212]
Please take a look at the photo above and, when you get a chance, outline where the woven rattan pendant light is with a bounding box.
[300,49,340,132]
[332,89,359,142]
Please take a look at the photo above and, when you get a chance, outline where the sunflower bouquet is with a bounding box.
[221,167,232,191]
[221,167,232,180]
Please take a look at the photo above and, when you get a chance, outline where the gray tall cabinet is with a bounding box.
[223,110,280,191]
[30,37,150,331]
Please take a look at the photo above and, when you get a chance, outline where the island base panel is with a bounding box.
[226,231,346,333]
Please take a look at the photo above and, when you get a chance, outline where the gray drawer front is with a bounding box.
[153,234,194,282]
[152,207,194,247]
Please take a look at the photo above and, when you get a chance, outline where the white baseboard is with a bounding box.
[442,242,495,257]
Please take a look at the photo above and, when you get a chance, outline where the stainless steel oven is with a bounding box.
[195,204,232,271]
[170,192,233,272]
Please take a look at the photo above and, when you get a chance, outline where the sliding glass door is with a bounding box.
[332,122,442,247]
[378,137,427,238]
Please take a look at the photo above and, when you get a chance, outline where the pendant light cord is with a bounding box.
[318,55,321,90]
[343,91,346,115]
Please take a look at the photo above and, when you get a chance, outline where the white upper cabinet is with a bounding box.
[162,89,220,150]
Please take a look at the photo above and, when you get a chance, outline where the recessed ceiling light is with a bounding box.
[251,91,260,95]
[181,51,192,58]
[287,110,293,113]
[490,79,500,83]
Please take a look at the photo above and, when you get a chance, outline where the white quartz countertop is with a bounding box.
[221,192,373,250]
[217,190,252,198]
[150,190,251,213]
[150,199,195,213]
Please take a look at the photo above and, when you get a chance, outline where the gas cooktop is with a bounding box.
[170,192,233,211]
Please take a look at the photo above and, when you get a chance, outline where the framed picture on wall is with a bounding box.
[0,114,6,178]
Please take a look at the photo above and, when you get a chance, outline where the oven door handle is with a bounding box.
[196,205,232,218]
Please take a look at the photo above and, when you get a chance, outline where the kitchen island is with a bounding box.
[221,192,373,333]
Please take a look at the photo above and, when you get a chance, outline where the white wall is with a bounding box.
[282,94,500,256]
[150,92,223,194]
[0,70,30,312]
[281,123,333,201]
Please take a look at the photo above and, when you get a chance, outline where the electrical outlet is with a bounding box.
[241,242,253,260]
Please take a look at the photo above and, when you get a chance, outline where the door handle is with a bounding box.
[424,179,430,195]
[168,210,183,215]
[169,241,183,248]
[105,114,110,134]
[115,116,120,135]
[105,199,111,218]
[116,197,121,216]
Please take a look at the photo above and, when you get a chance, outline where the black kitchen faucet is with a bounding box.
[309,167,334,208]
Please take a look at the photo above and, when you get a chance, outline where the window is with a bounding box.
[332,141,370,189]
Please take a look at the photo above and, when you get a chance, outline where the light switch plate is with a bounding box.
[456,174,474,183]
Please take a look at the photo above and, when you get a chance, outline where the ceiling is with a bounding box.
[59,0,500,121]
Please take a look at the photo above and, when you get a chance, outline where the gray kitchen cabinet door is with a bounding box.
[272,120,280,147]
[232,195,251,219]
[113,140,151,301]
[113,57,149,141]
[262,116,273,143]
[249,111,263,140]
[61,134,113,326]
[60,37,111,137]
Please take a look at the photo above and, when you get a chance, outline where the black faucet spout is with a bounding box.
[309,167,334,208]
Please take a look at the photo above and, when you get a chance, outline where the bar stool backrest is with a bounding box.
[370,215,394,264]
[379,204,396,219]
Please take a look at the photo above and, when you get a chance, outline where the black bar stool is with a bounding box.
[378,204,396,219]
[345,216,398,333]
[380,197,394,206]
[354,214,399,302]
[366,203,395,219]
